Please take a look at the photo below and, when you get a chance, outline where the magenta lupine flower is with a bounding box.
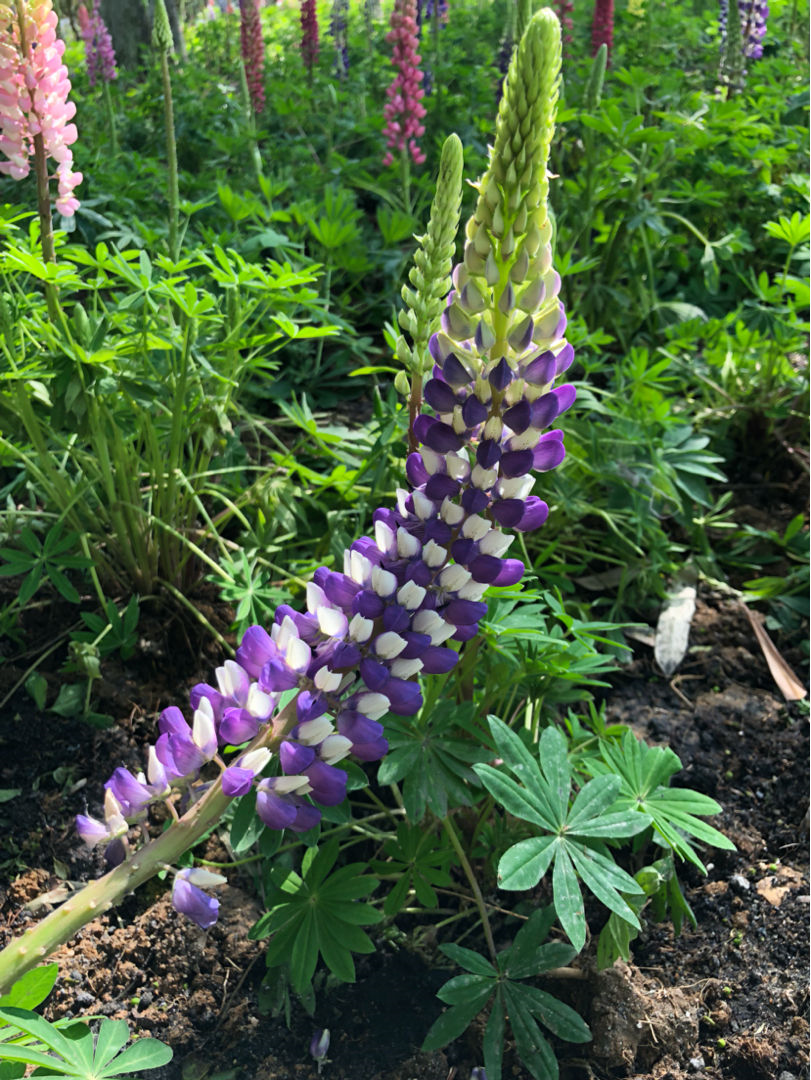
[382,0,426,167]
[80,0,117,88]
[0,0,82,215]
[300,0,319,72]
[239,0,265,113]
[591,0,613,61]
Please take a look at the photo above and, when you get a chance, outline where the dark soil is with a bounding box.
[0,585,808,1080]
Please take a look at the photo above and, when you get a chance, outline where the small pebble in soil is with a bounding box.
[730,873,751,891]
[74,991,94,1008]
[688,1056,706,1072]
[778,1074,797,1080]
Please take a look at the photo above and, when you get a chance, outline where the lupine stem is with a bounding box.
[102,80,118,155]
[159,48,179,260]
[441,813,498,964]
[0,698,299,994]
[32,133,58,321]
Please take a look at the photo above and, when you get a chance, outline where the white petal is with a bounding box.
[319,734,353,765]
[440,497,465,525]
[349,613,374,643]
[412,490,435,521]
[240,748,271,774]
[397,581,426,609]
[306,582,327,614]
[439,564,471,591]
[375,520,396,556]
[273,775,312,795]
[372,566,398,597]
[452,404,467,434]
[498,475,534,500]
[397,527,421,558]
[457,580,488,601]
[461,514,490,540]
[471,464,498,489]
[445,451,471,481]
[349,550,373,586]
[297,717,334,745]
[375,631,408,659]
[182,867,227,888]
[484,415,504,440]
[422,540,448,568]
[420,447,442,474]
[479,530,514,557]
[356,692,390,720]
[286,636,311,672]
[509,426,540,451]
[390,657,423,679]
[318,606,348,639]
[247,683,275,719]
[314,666,343,692]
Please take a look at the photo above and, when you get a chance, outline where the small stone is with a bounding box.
[74,991,94,1008]
[730,873,750,891]
[778,1072,797,1080]
[688,1056,706,1071]
[138,990,153,1008]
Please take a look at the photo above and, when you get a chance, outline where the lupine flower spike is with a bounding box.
[239,0,265,113]
[591,0,613,62]
[719,0,767,94]
[0,8,570,991]
[0,0,82,217]
[329,0,349,78]
[300,0,319,73]
[80,0,116,87]
[382,0,426,175]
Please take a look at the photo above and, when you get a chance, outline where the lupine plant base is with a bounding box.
[0,595,806,1078]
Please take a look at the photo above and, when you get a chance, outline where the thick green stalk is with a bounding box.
[102,80,118,155]
[154,0,179,259]
[0,699,299,994]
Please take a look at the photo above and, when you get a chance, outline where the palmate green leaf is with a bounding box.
[517,983,591,1044]
[503,985,558,1080]
[498,835,557,891]
[483,988,505,1080]
[0,966,58,1011]
[96,1036,172,1076]
[474,765,557,831]
[60,1024,94,1073]
[0,1010,73,1063]
[437,974,494,1008]
[439,943,497,977]
[422,996,490,1054]
[91,1021,130,1072]
[551,847,586,952]
[567,843,643,929]
[538,727,570,823]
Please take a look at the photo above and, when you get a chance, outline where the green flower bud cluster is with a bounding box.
[449,9,564,389]
[395,133,464,394]
[152,0,174,54]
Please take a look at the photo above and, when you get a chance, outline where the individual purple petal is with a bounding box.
[255,786,298,830]
[555,342,574,374]
[234,625,275,678]
[406,453,430,487]
[349,736,389,762]
[166,733,207,776]
[280,740,316,774]
[222,766,255,798]
[516,497,549,531]
[442,353,473,386]
[105,768,152,815]
[476,439,502,468]
[469,554,505,583]
[76,814,110,848]
[360,657,391,692]
[492,558,525,586]
[104,837,128,868]
[385,678,423,715]
[488,357,512,391]
[530,391,562,430]
[461,395,489,427]
[354,590,385,619]
[425,474,460,501]
[400,631,432,658]
[259,658,299,693]
[444,598,488,624]
[421,520,452,547]
[219,708,261,746]
[461,487,490,514]
[336,712,384,744]
[451,537,476,564]
[304,760,347,805]
[160,705,191,737]
[383,605,411,633]
[172,872,220,930]
[288,798,322,832]
[533,432,566,471]
[323,571,360,609]
[522,350,556,385]
[500,449,534,478]
[452,622,479,641]
[423,420,463,453]
[350,537,384,566]
[553,384,576,415]
[503,400,531,433]
[490,498,525,526]
[420,646,459,674]
[332,641,362,669]
[412,413,434,444]
[296,691,328,724]
[424,378,458,412]
[428,332,449,363]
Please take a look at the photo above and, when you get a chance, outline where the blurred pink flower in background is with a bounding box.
[382,0,426,167]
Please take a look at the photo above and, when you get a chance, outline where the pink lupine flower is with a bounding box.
[591,0,613,61]
[80,0,117,88]
[382,0,426,167]
[300,0,318,72]
[0,0,82,216]
[239,0,265,112]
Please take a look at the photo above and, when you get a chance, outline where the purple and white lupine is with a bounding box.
[329,0,349,78]
[719,0,768,92]
[0,10,569,984]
